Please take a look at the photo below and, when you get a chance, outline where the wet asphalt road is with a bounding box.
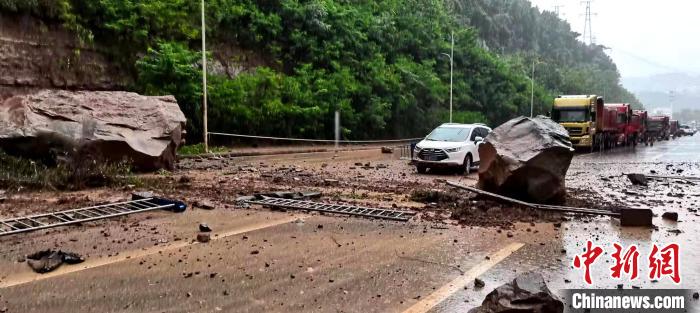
[0,135,699,312]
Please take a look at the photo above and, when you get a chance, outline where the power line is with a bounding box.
[553,4,564,17]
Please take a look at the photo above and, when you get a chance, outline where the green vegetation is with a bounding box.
[1,0,641,141]
[178,143,228,156]
[0,150,136,190]
[455,0,642,108]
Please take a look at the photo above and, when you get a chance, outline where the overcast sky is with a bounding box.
[529,0,700,78]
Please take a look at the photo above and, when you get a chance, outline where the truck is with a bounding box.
[647,115,670,141]
[551,95,620,151]
[670,120,681,139]
[630,110,649,145]
[605,103,633,146]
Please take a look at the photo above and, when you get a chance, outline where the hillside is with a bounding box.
[0,0,641,141]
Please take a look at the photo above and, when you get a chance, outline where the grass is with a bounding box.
[178,143,228,156]
[0,150,138,191]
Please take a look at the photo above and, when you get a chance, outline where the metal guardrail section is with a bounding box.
[246,197,416,222]
[0,198,176,237]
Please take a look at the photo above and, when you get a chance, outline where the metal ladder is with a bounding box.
[245,197,416,222]
[0,197,185,237]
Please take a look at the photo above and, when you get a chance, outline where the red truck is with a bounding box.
[647,115,670,141]
[630,110,648,145]
[598,103,623,149]
[605,103,634,146]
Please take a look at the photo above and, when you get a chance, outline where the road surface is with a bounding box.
[0,135,698,312]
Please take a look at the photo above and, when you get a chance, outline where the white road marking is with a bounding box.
[402,242,524,313]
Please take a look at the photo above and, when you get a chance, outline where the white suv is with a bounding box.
[412,123,491,174]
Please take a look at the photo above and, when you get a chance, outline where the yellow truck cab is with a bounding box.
[551,95,604,150]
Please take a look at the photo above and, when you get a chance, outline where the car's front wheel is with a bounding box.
[461,154,472,175]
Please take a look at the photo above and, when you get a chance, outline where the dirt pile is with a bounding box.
[477,116,574,204]
[0,90,186,171]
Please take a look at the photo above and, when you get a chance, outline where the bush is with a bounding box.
[0,150,135,191]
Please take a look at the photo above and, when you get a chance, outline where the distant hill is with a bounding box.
[622,73,700,111]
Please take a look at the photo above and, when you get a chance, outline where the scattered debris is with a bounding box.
[26,250,85,273]
[474,278,486,289]
[627,173,648,186]
[381,146,394,154]
[448,181,653,227]
[468,272,564,313]
[0,194,187,237]
[323,179,340,186]
[477,116,574,204]
[645,174,700,181]
[194,200,216,210]
[245,196,416,222]
[662,212,679,221]
[237,191,321,202]
[199,223,212,232]
[196,233,211,243]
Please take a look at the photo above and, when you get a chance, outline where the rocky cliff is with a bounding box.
[0,14,130,100]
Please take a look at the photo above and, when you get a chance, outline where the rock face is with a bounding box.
[477,116,574,204]
[0,14,130,100]
[469,272,564,313]
[0,90,186,171]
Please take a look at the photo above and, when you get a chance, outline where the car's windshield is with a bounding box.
[425,127,472,142]
[552,108,589,122]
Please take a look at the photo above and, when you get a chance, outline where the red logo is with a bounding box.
[611,243,639,280]
[648,243,681,284]
[573,241,681,284]
[573,240,604,284]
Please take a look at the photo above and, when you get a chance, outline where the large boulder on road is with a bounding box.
[477,116,573,204]
[0,90,186,171]
[468,272,564,313]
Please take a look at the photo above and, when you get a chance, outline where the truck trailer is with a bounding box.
[605,103,633,146]
[647,115,670,141]
[631,110,649,145]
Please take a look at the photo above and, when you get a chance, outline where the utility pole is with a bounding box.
[450,31,453,123]
[441,31,454,123]
[669,90,676,119]
[530,57,543,118]
[530,59,535,118]
[581,0,594,45]
[201,0,208,153]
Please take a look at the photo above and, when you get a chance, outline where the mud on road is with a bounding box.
[1,137,699,312]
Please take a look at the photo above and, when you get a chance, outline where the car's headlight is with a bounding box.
[413,146,422,152]
[445,147,462,153]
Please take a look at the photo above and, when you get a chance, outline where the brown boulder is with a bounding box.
[469,272,564,313]
[0,90,186,171]
[477,116,573,204]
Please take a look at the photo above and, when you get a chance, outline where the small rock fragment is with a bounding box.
[626,173,648,186]
[662,212,678,221]
[196,233,211,243]
[474,278,486,289]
